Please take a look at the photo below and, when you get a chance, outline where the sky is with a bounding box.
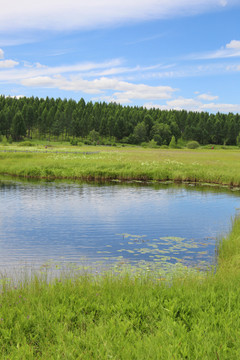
[0,0,240,113]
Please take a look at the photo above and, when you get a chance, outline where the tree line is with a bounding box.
[0,95,240,145]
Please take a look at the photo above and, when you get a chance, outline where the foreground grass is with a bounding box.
[1,143,240,186]
[0,218,240,359]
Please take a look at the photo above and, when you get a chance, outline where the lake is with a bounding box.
[0,177,240,275]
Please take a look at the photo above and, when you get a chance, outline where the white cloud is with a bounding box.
[0,48,19,68]
[0,59,19,68]
[0,0,236,31]
[145,97,240,113]
[226,40,240,49]
[190,40,240,60]
[21,75,176,102]
[202,102,240,113]
[0,59,123,82]
[166,97,203,111]
[197,93,219,101]
[0,53,239,111]
[0,57,177,103]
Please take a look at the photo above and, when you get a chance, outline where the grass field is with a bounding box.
[1,141,240,358]
[1,142,240,186]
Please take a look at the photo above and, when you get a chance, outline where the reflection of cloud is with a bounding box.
[2,184,172,225]
[0,0,233,31]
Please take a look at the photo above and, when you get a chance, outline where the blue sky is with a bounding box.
[0,0,240,113]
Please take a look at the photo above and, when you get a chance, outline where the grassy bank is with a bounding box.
[0,218,240,359]
[1,143,240,358]
[1,143,240,186]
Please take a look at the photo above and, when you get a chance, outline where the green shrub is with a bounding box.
[148,139,159,148]
[89,130,100,143]
[169,135,177,148]
[70,138,78,146]
[177,137,186,147]
[186,140,200,149]
[1,136,8,145]
[83,139,92,145]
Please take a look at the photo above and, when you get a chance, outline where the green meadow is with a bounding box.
[1,141,240,186]
[1,142,240,358]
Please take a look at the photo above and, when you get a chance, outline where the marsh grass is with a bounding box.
[1,144,240,186]
[0,262,239,358]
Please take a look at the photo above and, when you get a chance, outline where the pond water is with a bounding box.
[0,177,240,274]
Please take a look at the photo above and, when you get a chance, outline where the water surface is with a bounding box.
[0,178,239,273]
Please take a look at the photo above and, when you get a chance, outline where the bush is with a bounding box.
[89,130,100,143]
[83,139,92,145]
[186,141,200,149]
[120,136,130,144]
[70,138,78,146]
[177,138,186,147]
[169,135,177,148]
[0,135,8,145]
[148,139,159,148]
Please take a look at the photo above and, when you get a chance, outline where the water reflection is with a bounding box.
[0,177,240,273]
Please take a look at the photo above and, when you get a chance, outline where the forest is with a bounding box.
[0,95,240,146]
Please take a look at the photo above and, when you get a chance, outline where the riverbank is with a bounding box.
[0,217,240,359]
[1,144,240,358]
[1,143,240,187]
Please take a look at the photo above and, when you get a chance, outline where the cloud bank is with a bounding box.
[0,0,235,31]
